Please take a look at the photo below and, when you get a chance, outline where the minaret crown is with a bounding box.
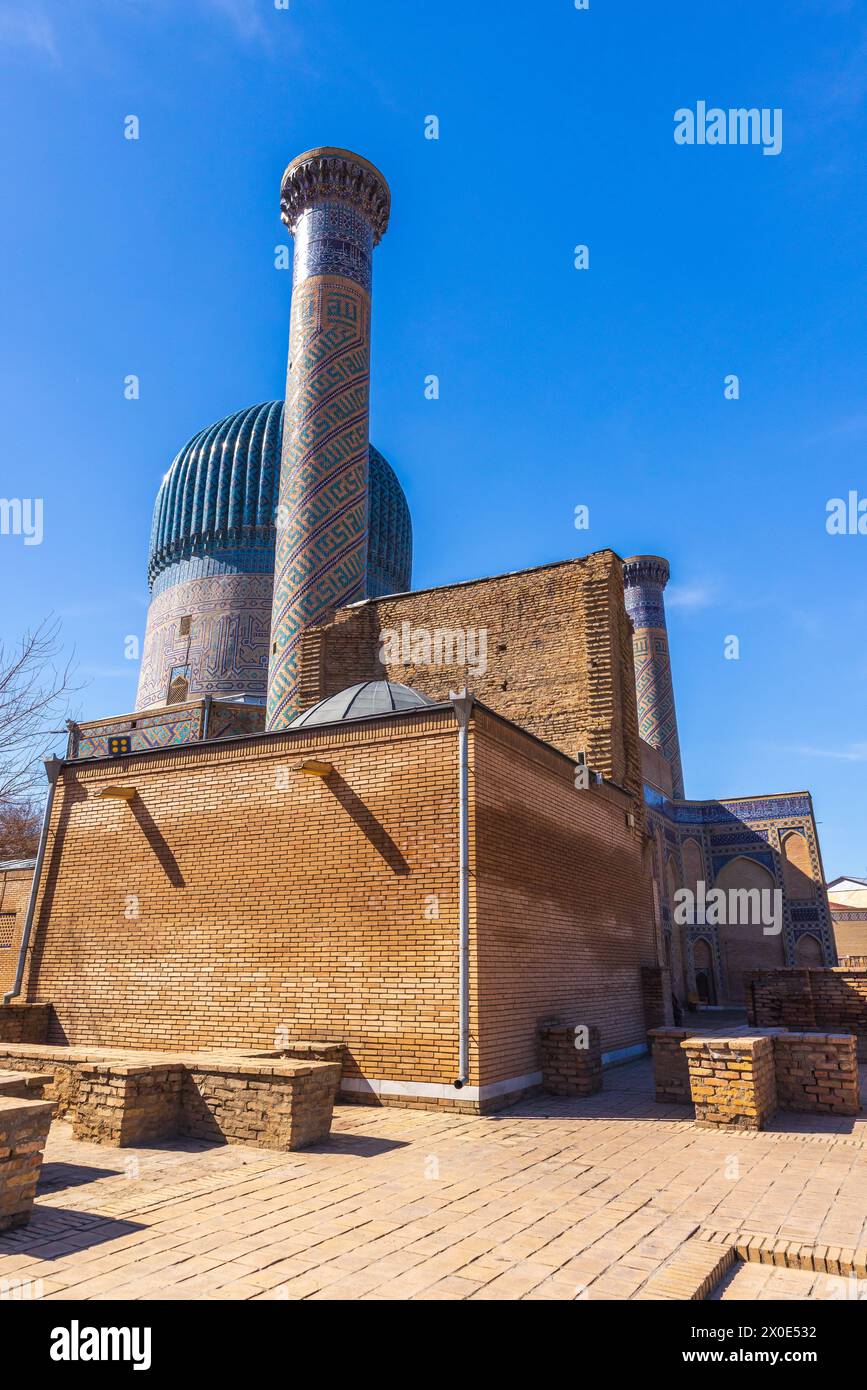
[280,147,391,244]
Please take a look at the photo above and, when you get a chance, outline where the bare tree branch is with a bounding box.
[0,617,80,807]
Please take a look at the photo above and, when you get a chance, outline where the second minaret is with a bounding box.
[266,147,390,730]
[622,554,685,800]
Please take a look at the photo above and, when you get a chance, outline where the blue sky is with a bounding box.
[0,0,864,877]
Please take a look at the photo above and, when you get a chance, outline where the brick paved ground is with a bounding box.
[1,1058,865,1301]
[712,1262,866,1301]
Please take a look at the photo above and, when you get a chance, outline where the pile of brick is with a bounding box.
[538,1023,602,1097]
[680,1036,777,1131]
[0,1096,53,1232]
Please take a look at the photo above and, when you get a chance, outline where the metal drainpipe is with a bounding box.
[2,755,63,1005]
[450,688,474,1088]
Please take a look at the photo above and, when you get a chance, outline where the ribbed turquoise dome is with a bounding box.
[148,401,412,597]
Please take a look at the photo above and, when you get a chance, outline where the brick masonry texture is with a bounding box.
[17,703,656,1111]
[299,553,645,815]
[181,1060,340,1149]
[640,965,673,1030]
[772,1033,860,1116]
[0,1004,51,1044]
[0,1046,84,1117]
[0,1070,52,1100]
[472,712,655,1091]
[746,967,867,1053]
[1,1054,864,1300]
[0,1044,341,1151]
[681,1036,778,1130]
[0,865,34,996]
[648,1028,693,1104]
[833,917,867,961]
[538,1024,602,1097]
[72,1063,185,1147]
[650,1026,862,1121]
[0,1095,53,1232]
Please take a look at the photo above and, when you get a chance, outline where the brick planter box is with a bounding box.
[538,1024,602,1097]
[773,1032,860,1116]
[648,1028,694,1104]
[0,1096,54,1232]
[681,1035,777,1131]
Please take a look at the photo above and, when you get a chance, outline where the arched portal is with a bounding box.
[681,838,704,897]
[794,932,824,966]
[713,856,785,1002]
[781,830,816,900]
[692,937,717,1005]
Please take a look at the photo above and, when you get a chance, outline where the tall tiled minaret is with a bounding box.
[266,148,391,730]
[622,555,685,799]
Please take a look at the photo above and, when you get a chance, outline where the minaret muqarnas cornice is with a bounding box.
[266,147,391,731]
[280,147,391,243]
[622,554,685,800]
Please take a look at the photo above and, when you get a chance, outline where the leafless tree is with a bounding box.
[0,618,78,811]
[0,799,41,859]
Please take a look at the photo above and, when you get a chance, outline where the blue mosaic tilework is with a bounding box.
[267,277,372,728]
[148,406,411,600]
[711,850,776,877]
[644,789,814,826]
[293,199,374,293]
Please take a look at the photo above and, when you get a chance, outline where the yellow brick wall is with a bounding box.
[20,704,656,1101]
[26,711,470,1087]
[0,867,33,996]
[472,711,656,1084]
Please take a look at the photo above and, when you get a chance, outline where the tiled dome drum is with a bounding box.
[135,402,412,710]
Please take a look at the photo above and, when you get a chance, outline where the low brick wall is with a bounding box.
[0,1043,343,1151]
[682,1035,777,1131]
[72,1063,185,1146]
[0,1004,52,1045]
[746,968,867,1055]
[0,1045,101,1118]
[538,1024,602,1097]
[773,1033,860,1116]
[182,1060,341,1150]
[648,1028,694,1103]
[0,1096,53,1232]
